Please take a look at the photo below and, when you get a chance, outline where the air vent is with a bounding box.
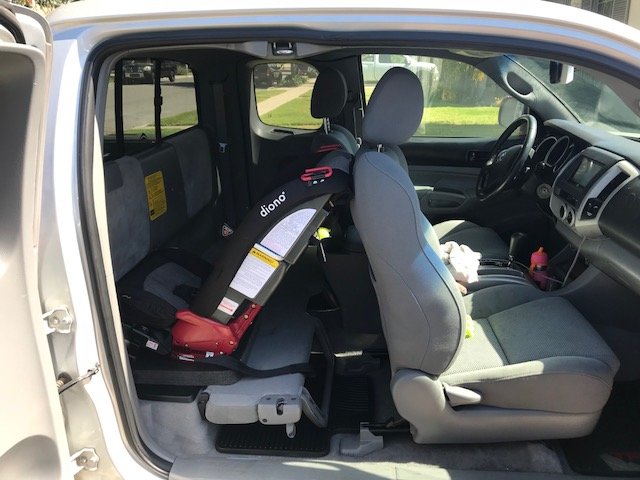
[597,172,629,203]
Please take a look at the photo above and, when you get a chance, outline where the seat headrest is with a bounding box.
[362,67,424,146]
[311,68,348,119]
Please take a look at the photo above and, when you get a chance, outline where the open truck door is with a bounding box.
[0,3,71,478]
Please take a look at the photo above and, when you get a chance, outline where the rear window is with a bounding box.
[104,58,197,158]
[253,62,322,130]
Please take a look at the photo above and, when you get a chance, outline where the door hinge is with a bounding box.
[70,447,99,474]
[43,306,73,334]
[58,364,100,395]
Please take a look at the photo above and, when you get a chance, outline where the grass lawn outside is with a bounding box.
[135,92,503,138]
[160,110,198,127]
[417,106,503,137]
[259,90,322,130]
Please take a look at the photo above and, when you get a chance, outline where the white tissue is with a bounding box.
[440,241,481,283]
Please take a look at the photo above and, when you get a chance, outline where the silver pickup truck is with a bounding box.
[362,54,439,88]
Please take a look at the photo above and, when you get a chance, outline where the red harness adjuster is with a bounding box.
[301,166,333,185]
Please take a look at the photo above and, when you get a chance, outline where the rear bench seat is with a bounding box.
[105,128,221,341]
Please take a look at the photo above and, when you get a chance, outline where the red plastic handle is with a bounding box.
[301,166,333,182]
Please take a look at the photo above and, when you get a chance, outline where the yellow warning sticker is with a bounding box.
[249,247,279,268]
[144,171,167,221]
[229,246,280,299]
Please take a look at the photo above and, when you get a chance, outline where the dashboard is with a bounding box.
[533,120,640,292]
[549,147,638,238]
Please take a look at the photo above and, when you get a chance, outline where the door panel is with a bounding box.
[402,137,495,168]
[402,138,495,220]
[0,6,69,479]
[402,136,545,236]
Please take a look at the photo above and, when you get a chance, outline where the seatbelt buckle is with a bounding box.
[218,142,228,154]
[301,166,333,185]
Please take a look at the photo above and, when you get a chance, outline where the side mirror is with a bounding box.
[498,97,525,127]
[549,61,574,84]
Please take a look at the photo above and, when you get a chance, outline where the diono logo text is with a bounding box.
[260,191,286,217]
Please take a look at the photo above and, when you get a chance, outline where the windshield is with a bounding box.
[513,56,640,138]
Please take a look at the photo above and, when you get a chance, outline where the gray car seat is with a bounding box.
[357,69,507,258]
[351,67,620,443]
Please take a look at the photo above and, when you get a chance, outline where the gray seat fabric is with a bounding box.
[443,284,619,414]
[105,156,151,280]
[105,128,218,280]
[351,67,619,443]
[433,219,509,259]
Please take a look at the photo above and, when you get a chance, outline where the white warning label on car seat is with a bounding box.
[229,245,280,299]
[217,296,239,316]
[260,208,317,258]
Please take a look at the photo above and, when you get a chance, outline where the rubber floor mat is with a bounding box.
[562,382,640,476]
[329,375,373,432]
[216,417,330,457]
[215,375,372,456]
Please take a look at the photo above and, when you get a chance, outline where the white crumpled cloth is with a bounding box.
[440,241,481,283]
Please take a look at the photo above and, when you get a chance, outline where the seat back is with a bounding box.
[105,128,215,280]
[350,68,466,376]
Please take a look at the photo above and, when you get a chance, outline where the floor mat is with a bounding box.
[329,375,373,432]
[216,418,330,457]
[215,375,373,456]
[562,382,640,476]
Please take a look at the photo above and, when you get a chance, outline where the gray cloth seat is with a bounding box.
[433,219,508,259]
[351,67,619,444]
[443,284,619,415]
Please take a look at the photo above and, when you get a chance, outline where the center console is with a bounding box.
[550,146,639,237]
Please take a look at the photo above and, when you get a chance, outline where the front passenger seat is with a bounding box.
[351,67,619,443]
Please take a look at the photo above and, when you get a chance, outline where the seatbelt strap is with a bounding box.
[154,60,163,142]
[193,355,315,378]
[114,60,125,158]
[212,81,237,228]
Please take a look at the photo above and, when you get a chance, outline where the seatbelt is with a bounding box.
[212,81,237,229]
[114,60,124,158]
[192,355,315,378]
[154,60,163,142]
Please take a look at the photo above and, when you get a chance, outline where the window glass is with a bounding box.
[104,58,197,157]
[254,62,322,130]
[362,55,519,138]
[514,56,640,137]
